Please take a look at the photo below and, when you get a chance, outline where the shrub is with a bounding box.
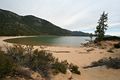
[0,52,14,78]
[52,60,68,74]
[28,49,55,77]
[4,44,80,78]
[69,63,80,75]
[5,45,27,65]
[84,57,120,69]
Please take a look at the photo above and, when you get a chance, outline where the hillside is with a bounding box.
[71,31,90,36]
[0,9,89,36]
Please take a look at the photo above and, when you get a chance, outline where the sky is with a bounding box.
[0,0,120,36]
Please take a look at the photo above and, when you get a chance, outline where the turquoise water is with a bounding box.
[5,36,94,47]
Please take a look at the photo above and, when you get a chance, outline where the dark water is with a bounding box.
[5,36,94,47]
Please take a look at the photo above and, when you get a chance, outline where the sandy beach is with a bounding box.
[42,45,120,80]
[0,36,120,80]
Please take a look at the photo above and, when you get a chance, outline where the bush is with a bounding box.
[52,60,68,74]
[5,45,28,65]
[5,45,55,77]
[3,44,80,78]
[28,49,55,77]
[69,63,80,75]
[84,57,120,69]
[0,52,14,78]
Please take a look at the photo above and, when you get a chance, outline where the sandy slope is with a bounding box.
[0,36,120,80]
[41,46,120,80]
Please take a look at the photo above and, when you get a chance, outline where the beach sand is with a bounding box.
[41,46,120,80]
[0,36,120,80]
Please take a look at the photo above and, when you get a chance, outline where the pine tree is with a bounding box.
[95,12,108,41]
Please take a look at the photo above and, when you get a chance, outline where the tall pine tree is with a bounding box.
[95,12,108,41]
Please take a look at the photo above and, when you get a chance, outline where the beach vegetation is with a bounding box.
[0,51,14,78]
[0,45,80,79]
[69,63,81,74]
[84,57,120,69]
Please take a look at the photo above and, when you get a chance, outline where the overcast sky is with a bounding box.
[0,0,120,36]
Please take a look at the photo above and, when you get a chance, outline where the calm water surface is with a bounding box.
[5,36,94,47]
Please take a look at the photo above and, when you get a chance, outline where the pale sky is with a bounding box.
[0,0,120,36]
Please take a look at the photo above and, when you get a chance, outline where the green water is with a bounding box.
[4,36,94,47]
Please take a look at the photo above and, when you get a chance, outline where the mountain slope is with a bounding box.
[0,9,89,36]
[71,31,90,36]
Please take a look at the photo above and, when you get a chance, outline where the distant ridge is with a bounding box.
[0,9,89,36]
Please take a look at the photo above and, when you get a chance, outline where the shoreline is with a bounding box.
[3,35,92,48]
